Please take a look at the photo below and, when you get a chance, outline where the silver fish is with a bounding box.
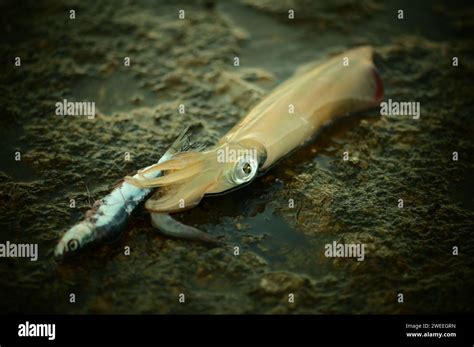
[54,127,218,259]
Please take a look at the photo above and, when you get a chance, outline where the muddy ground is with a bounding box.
[0,0,473,314]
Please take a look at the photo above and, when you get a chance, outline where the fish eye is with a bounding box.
[230,156,258,184]
[67,239,79,252]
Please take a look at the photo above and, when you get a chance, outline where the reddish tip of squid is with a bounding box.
[372,67,384,105]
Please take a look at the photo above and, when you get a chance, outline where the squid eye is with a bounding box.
[242,162,252,175]
[230,156,258,184]
[67,239,79,252]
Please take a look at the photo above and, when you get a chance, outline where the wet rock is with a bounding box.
[253,271,315,296]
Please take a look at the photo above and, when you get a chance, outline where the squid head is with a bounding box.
[125,141,265,213]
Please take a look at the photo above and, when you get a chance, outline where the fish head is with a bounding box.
[54,222,95,259]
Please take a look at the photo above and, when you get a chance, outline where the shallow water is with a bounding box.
[0,0,473,314]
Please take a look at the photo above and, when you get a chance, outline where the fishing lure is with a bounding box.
[126,46,383,213]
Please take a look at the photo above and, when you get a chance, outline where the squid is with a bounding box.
[126,46,384,237]
[54,46,383,258]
